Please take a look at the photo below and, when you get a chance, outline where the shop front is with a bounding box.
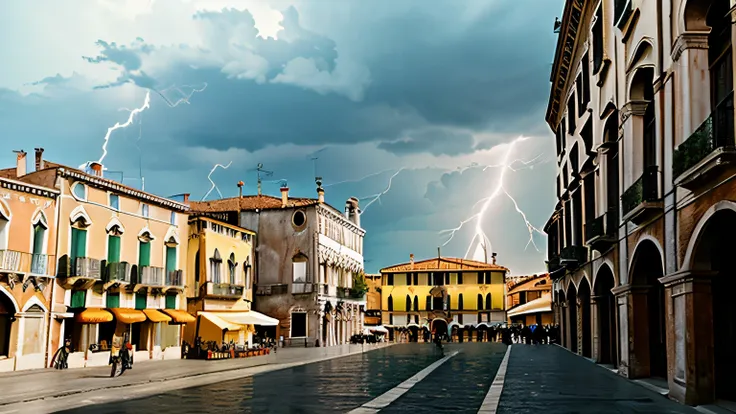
[193,310,279,360]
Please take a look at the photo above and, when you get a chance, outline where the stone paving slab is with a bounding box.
[496,345,699,414]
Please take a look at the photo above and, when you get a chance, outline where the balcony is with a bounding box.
[585,208,618,251]
[103,262,132,289]
[621,166,662,225]
[204,281,245,298]
[336,288,350,299]
[57,256,102,289]
[291,283,315,295]
[0,251,55,276]
[673,106,736,191]
[165,270,184,288]
[560,245,588,269]
[546,254,562,275]
[255,284,288,296]
[133,266,164,292]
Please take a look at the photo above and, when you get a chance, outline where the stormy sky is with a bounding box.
[0,0,562,275]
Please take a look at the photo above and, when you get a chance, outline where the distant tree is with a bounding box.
[351,271,369,298]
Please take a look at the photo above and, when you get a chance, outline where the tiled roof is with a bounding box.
[507,273,551,292]
[380,257,508,273]
[190,195,319,212]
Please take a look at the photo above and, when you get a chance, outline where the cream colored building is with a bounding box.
[546,0,736,405]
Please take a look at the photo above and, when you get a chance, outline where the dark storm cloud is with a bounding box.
[378,129,479,156]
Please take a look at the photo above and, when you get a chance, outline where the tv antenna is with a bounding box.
[249,163,273,196]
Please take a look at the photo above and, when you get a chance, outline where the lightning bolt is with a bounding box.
[98,91,151,164]
[360,168,404,212]
[202,162,233,201]
[157,83,208,107]
[324,169,397,188]
[439,136,546,261]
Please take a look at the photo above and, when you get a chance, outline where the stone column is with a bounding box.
[591,295,601,363]
[659,270,716,406]
[612,284,651,378]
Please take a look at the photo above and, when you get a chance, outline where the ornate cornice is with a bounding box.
[546,0,586,130]
[671,32,709,62]
[620,100,649,122]
[0,178,58,199]
[317,204,365,236]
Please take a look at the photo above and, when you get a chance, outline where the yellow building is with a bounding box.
[364,274,381,327]
[0,155,59,371]
[2,150,193,367]
[380,254,508,342]
[506,273,553,326]
[184,215,277,350]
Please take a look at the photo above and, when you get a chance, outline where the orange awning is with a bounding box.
[143,309,172,323]
[75,308,113,324]
[108,308,146,324]
[162,309,196,324]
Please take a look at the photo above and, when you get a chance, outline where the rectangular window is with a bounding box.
[293,261,307,283]
[165,294,177,309]
[426,296,432,310]
[138,241,151,268]
[170,212,176,225]
[413,273,418,285]
[387,274,394,285]
[458,314,463,325]
[291,312,307,337]
[106,292,120,308]
[109,194,119,210]
[141,204,149,218]
[165,246,177,274]
[70,290,86,308]
[135,292,147,310]
[477,272,483,284]
[108,235,121,263]
[71,228,87,260]
[406,273,412,286]
[491,272,504,284]
[484,272,491,284]
[567,96,576,133]
[458,273,463,284]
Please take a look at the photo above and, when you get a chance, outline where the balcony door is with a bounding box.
[708,1,734,147]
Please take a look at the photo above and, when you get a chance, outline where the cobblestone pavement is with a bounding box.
[497,345,698,414]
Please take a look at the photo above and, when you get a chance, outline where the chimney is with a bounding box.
[14,150,26,178]
[410,253,414,269]
[348,197,360,227]
[183,194,190,204]
[280,185,289,208]
[492,252,497,265]
[344,201,351,218]
[34,148,44,171]
[89,162,103,177]
[237,181,244,199]
[315,177,324,204]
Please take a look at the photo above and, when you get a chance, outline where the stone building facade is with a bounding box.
[190,181,365,347]
[546,0,736,405]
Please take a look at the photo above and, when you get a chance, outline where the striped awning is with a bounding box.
[109,308,146,324]
[143,309,171,323]
[75,308,113,324]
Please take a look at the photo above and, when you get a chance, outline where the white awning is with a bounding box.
[507,293,552,318]
[370,326,389,334]
[199,310,279,327]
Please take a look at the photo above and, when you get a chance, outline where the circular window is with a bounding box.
[292,210,306,229]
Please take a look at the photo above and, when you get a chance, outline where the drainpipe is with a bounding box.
[45,171,63,368]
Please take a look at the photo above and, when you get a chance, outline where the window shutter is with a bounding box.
[108,235,121,263]
[165,294,177,309]
[166,246,177,273]
[135,292,147,310]
[71,228,87,260]
[33,225,45,255]
[139,241,151,267]
[106,292,120,308]
[70,290,86,308]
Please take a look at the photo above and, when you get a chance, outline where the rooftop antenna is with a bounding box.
[250,163,273,196]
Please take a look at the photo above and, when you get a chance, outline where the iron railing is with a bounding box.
[206,282,245,298]
[621,165,659,218]
[57,257,102,279]
[0,251,56,275]
[138,266,164,286]
[104,261,132,284]
[166,270,184,286]
[673,99,735,178]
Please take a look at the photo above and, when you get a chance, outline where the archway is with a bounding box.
[431,318,448,340]
[629,239,667,379]
[556,289,567,347]
[578,278,592,358]
[691,209,736,401]
[0,291,16,357]
[566,282,578,353]
[594,264,618,366]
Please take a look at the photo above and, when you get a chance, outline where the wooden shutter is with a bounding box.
[71,228,87,259]
[32,225,45,255]
[106,292,120,308]
[165,294,177,309]
[108,236,121,263]
[138,242,151,267]
[135,292,146,310]
[165,246,176,273]
[70,290,86,308]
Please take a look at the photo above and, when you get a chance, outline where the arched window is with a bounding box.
[210,249,222,284]
[477,294,483,310]
[387,295,393,311]
[138,231,153,268]
[413,295,419,311]
[243,256,252,289]
[228,253,237,285]
[458,293,464,311]
[292,254,308,283]
[165,237,178,276]
[72,183,87,200]
[485,293,492,310]
[405,295,411,311]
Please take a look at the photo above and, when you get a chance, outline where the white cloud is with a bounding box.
[271,55,370,101]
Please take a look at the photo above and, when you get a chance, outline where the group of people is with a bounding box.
[506,324,561,345]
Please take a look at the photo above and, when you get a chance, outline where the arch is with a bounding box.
[387,295,393,312]
[566,280,579,353]
[30,209,48,228]
[137,227,155,241]
[0,199,10,221]
[105,217,125,235]
[594,263,618,366]
[477,293,483,310]
[680,0,714,32]
[21,296,47,313]
[413,295,419,312]
[485,293,491,310]
[69,205,92,227]
[164,226,180,244]
[683,200,736,271]
[578,277,593,358]
[626,38,656,74]
[458,293,464,310]
[628,235,665,278]
[0,286,19,314]
[628,66,655,102]
[405,295,411,312]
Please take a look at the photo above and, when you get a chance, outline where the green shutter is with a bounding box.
[165,246,177,273]
[135,292,147,310]
[71,228,87,260]
[139,241,151,267]
[33,225,45,255]
[165,294,177,309]
[106,292,120,308]
[108,236,121,263]
[70,290,86,308]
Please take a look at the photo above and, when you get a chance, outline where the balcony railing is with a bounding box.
[104,262,132,284]
[614,0,632,28]
[166,270,184,287]
[0,250,23,273]
[205,282,245,298]
[57,257,102,280]
[621,165,660,221]
[585,207,619,250]
[255,284,288,296]
[560,245,588,268]
[291,283,315,295]
[138,266,164,286]
[673,101,735,188]
[336,288,350,299]
[0,251,56,276]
